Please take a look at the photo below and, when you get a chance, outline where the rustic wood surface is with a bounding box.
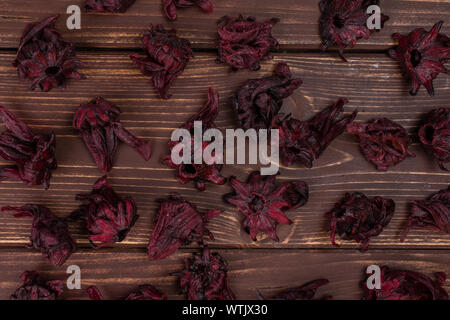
[0,0,448,300]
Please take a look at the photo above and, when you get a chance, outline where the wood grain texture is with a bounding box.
[0,0,448,49]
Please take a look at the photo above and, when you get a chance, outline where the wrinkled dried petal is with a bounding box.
[71,176,139,248]
[217,15,279,70]
[148,193,221,260]
[320,0,389,60]
[347,118,416,171]
[419,108,450,171]
[13,15,84,91]
[363,266,448,300]
[224,171,308,241]
[87,285,167,300]
[233,62,302,130]
[130,24,193,99]
[389,21,450,96]
[73,97,151,172]
[401,187,449,240]
[163,0,213,21]
[85,0,135,12]
[273,98,357,168]
[257,279,331,300]
[0,106,57,189]
[326,192,395,251]
[11,271,64,300]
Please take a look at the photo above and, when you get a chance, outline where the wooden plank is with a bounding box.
[0,0,449,49]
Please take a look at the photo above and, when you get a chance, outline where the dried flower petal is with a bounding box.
[363,266,448,300]
[326,192,395,251]
[272,98,357,168]
[233,62,302,130]
[71,176,138,248]
[87,285,167,300]
[257,279,331,300]
[2,205,76,267]
[148,193,221,260]
[11,271,64,300]
[347,118,416,171]
[217,15,279,71]
[418,108,450,171]
[163,0,213,21]
[319,0,389,60]
[130,24,193,99]
[13,15,84,91]
[85,0,135,12]
[389,21,450,96]
[224,171,308,241]
[177,248,235,300]
[73,97,151,173]
[162,88,226,191]
[0,106,57,189]
[401,187,449,241]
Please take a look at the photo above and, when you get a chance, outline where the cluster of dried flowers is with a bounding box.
[163,0,213,21]
[85,0,136,12]
[11,271,64,300]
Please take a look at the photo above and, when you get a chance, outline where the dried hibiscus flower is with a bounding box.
[2,205,76,267]
[11,271,64,300]
[130,24,193,99]
[217,15,279,71]
[13,15,84,91]
[163,0,213,21]
[148,193,221,260]
[70,176,138,248]
[0,106,57,189]
[233,62,302,130]
[73,97,151,173]
[326,192,395,251]
[401,187,449,241]
[224,171,308,241]
[162,88,226,191]
[272,98,357,168]
[319,0,389,60]
[363,266,448,300]
[347,118,416,171]
[389,21,450,96]
[418,108,449,171]
[257,279,331,300]
[85,0,136,12]
[87,285,167,300]
[176,248,235,300]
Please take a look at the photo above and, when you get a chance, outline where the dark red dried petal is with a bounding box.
[163,0,213,21]
[217,15,280,70]
[224,171,308,241]
[148,193,221,260]
[85,0,136,12]
[326,192,395,251]
[71,176,139,248]
[13,15,84,91]
[130,24,193,99]
[11,271,64,300]
[347,118,416,171]
[363,266,448,300]
[87,285,167,300]
[0,106,57,189]
[389,21,450,96]
[233,62,302,130]
[257,279,331,300]
[73,97,151,173]
[320,0,389,60]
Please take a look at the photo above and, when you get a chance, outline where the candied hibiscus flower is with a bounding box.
[11,271,64,300]
[70,176,138,248]
[326,192,395,251]
[130,24,193,99]
[347,118,415,171]
[162,88,226,191]
[418,108,450,171]
[389,21,450,96]
[13,15,84,91]
[363,266,448,300]
[0,106,57,189]
[176,248,235,300]
[217,15,279,71]
[257,279,331,300]
[233,62,302,130]
[224,171,308,241]
[163,0,213,21]
[85,0,136,12]
[319,0,389,60]
[401,187,449,241]
[87,285,167,300]
[148,193,221,260]
[2,205,76,267]
[73,97,151,173]
[272,98,357,168]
